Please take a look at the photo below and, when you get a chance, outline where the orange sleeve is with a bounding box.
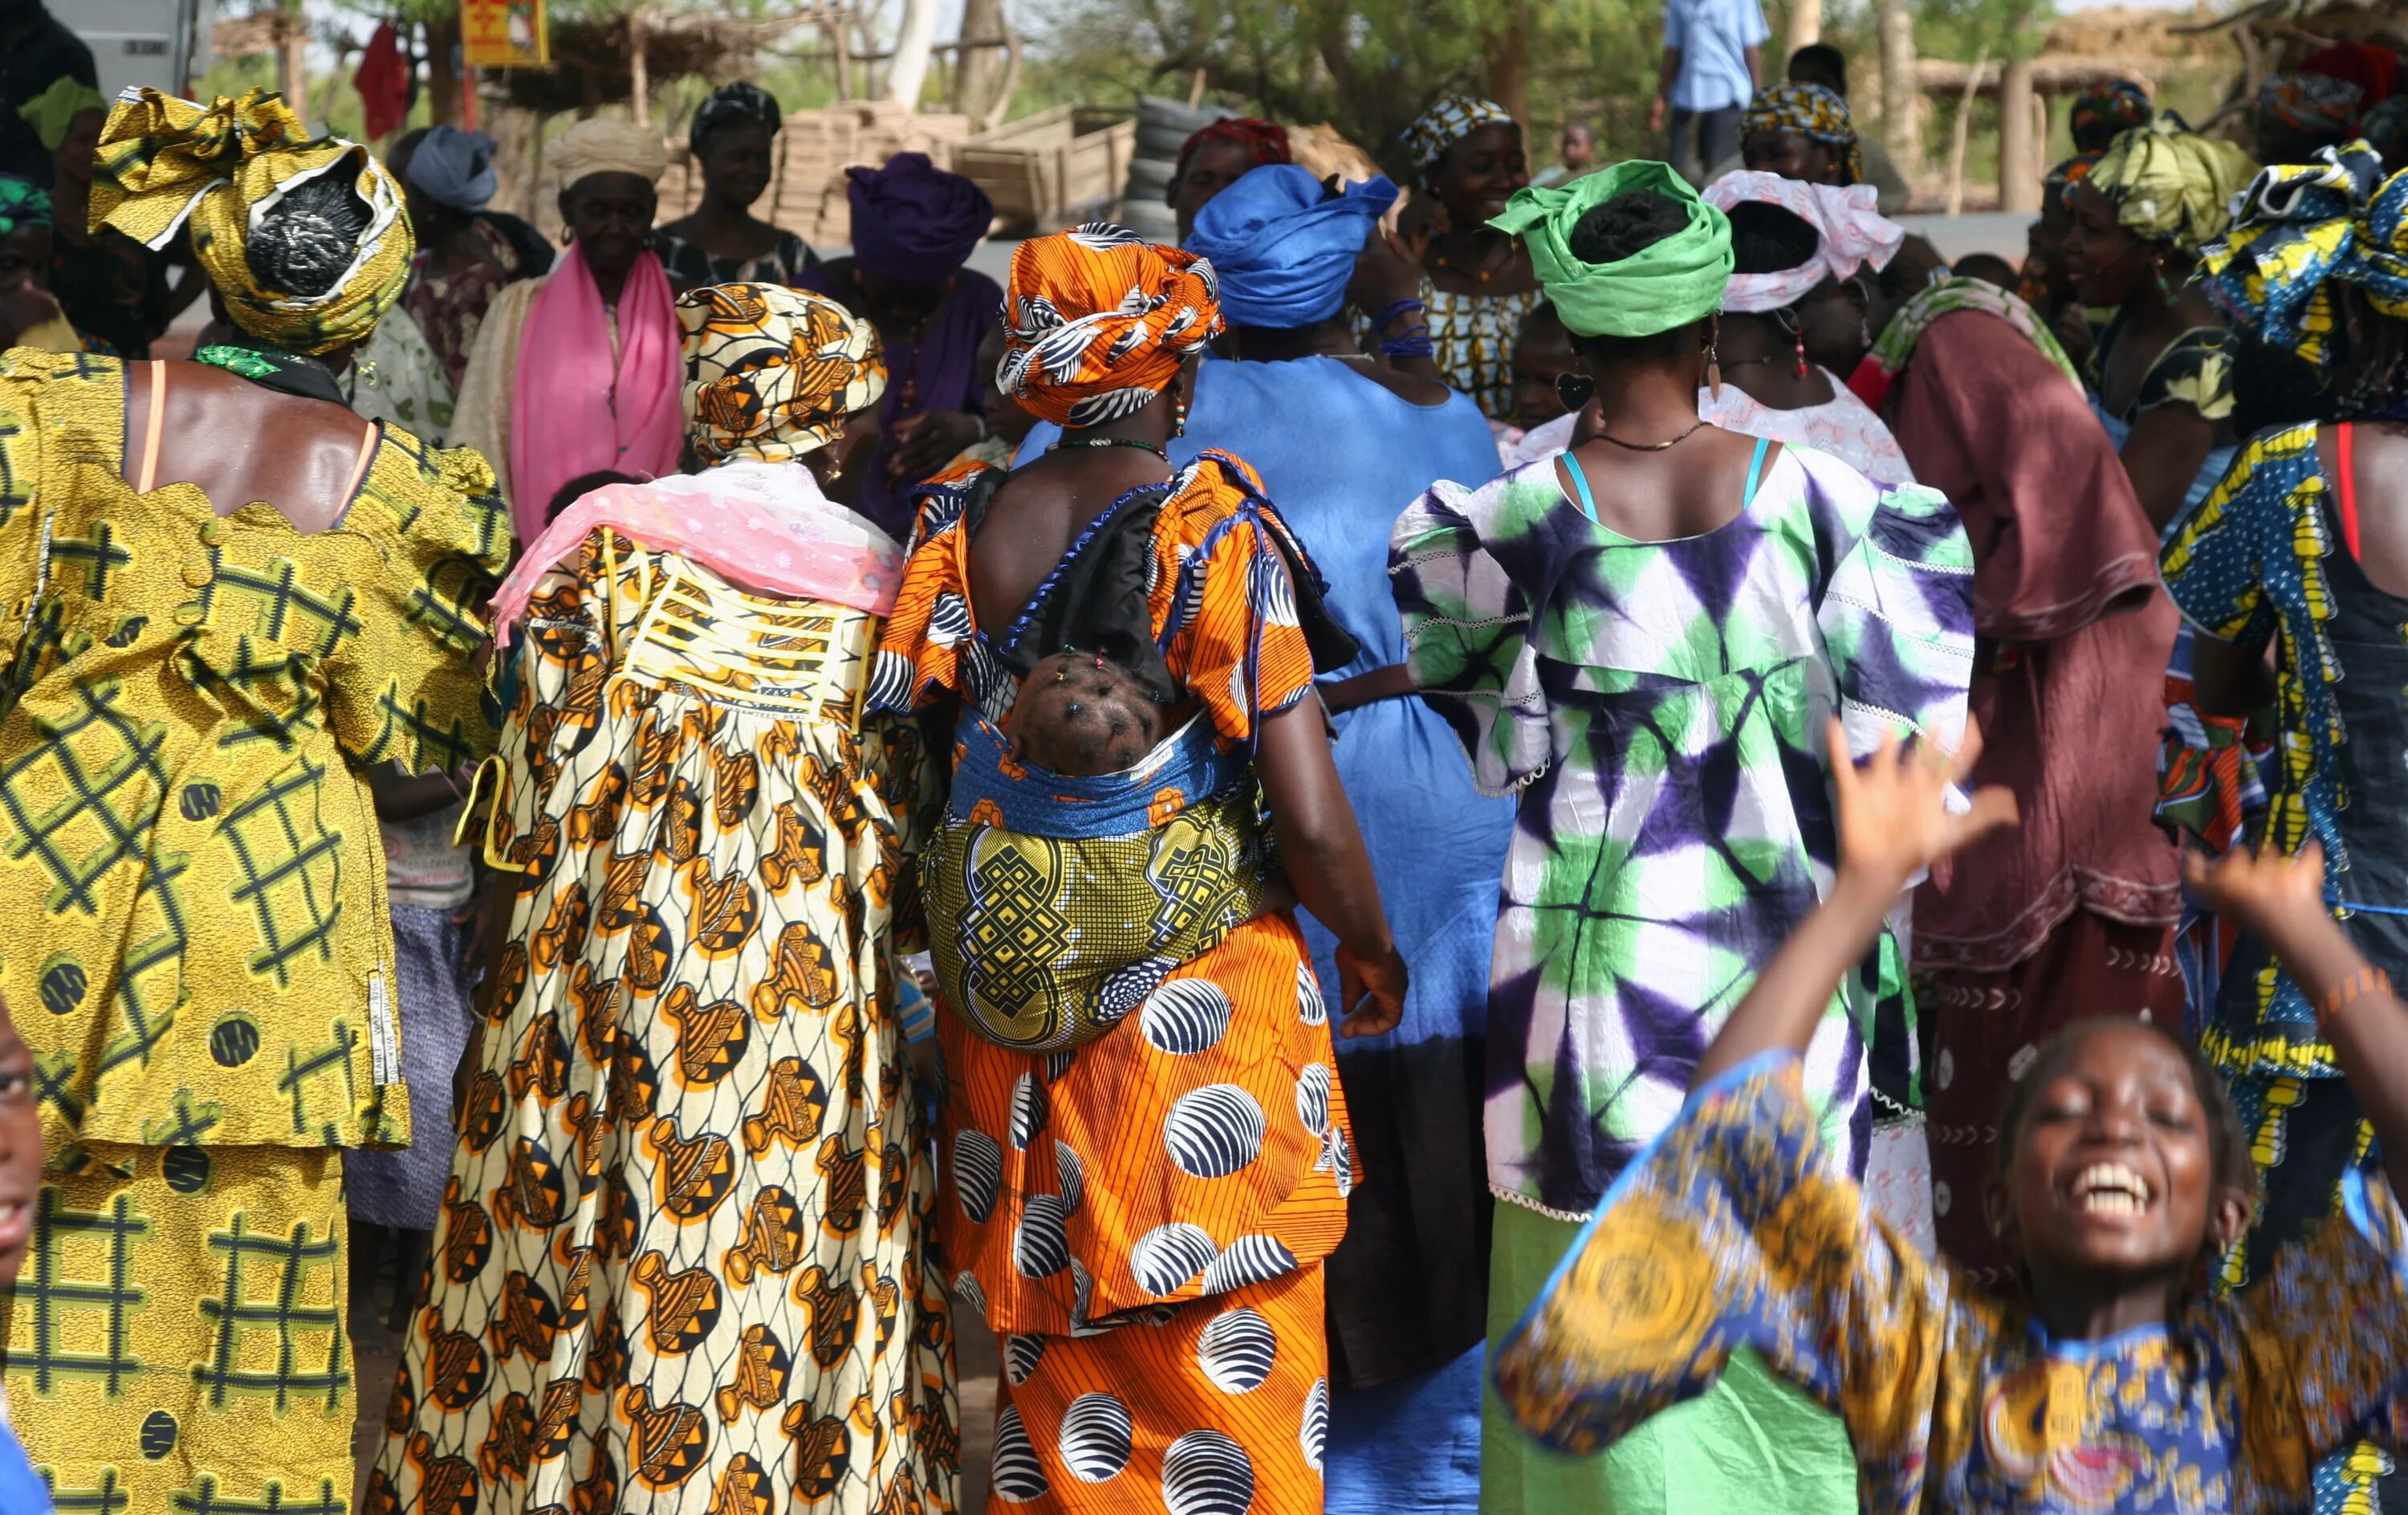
[1155,458,1316,743]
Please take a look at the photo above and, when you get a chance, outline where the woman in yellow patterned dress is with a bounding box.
[0,89,509,1510]
[369,283,958,1515]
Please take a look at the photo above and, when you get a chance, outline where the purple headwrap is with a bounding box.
[845,152,995,286]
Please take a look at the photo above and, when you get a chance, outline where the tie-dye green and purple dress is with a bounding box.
[1390,439,1975,1513]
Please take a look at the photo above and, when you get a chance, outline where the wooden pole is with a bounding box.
[1946,45,1988,216]
[1999,55,2039,213]
[1876,0,1923,175]
[628,10,649,128]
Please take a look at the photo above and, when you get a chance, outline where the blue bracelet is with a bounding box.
[1381,324,1435,360]
[1371,298,1427,332]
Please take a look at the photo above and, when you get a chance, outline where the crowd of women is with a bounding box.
[5,36,2408,1515]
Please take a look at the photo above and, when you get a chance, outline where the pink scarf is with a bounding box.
[487,460,905,647]
[508,242,685,547]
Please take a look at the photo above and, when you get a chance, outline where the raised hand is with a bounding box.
[1829,716,2018,895]
[2181,839,2329,943]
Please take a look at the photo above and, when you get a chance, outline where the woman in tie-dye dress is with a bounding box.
[369,283,958,1515]
[1392,162,1976,1515]
[874,224,1405,1515]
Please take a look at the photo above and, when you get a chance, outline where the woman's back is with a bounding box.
[1392,440,1976,1215]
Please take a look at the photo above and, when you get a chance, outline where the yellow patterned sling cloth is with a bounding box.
[923,710,1285,1052]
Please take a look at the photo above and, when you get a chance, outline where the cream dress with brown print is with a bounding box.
[367,529,957,1515]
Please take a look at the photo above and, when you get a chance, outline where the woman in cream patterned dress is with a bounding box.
[368,283,955,1515]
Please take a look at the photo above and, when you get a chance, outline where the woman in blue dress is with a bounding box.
[1025,165,1513,1513]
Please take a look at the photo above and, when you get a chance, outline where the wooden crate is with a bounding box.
[958,105,1137,230]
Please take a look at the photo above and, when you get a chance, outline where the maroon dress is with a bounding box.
[1890,308,2184,1283]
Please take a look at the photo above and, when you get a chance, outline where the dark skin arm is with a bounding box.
[2189,840,2408,1201]
[1255,698,1406,1037]
[1346,210,1446,390]
[2118,403,2216,536]
[364,763,464,822]
[1693,720,2019,1086]
[2187,631,2277,721]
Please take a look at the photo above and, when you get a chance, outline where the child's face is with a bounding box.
[1511,317,1577,431]
[0,996,37,1286]
[1994,1024,2244,1285]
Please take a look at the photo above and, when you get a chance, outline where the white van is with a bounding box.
[65,0,201,100]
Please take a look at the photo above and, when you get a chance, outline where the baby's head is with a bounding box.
[1989,1016,2256,1301]
[1006,650,1167,776]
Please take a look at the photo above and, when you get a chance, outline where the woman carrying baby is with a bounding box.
[872,223,1405,1514]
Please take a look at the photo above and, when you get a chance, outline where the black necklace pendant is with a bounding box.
[1051,437,1171,462]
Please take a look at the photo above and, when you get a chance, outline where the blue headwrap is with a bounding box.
[405,124,499,214]
[1185,165,1399,329]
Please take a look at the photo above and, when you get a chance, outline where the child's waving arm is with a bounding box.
[2186,843,2408,1203]
[1693,719,2017,1089]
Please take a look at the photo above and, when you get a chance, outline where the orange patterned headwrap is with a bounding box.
[997,222,1223,427]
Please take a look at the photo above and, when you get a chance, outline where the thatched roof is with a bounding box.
[497,8,840,115]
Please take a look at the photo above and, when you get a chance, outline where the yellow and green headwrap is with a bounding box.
[1743,83,1863,185]
[18,75,104,155]
[2199,141,2408,369]
[2084,115,2260,256]
[677,283,888,466]
[1490,160,1731,338]
[92,88,412,356]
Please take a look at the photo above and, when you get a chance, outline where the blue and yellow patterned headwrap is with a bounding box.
[1743,83,1862,186]
[2198,141,2408,368]
[0,176,51,237]
[1401,96,1517,181]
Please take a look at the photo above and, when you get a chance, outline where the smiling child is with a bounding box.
[1493,722,2408,1513]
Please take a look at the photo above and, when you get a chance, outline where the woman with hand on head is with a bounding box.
[374,282,958,1515]
[654,81,821,291]
[0,87,509,1509]
[876,222,1401,1513]
[1166,116,1291,243]
[452,117,685,545]
[1391,161,1975,1515]
[803,151,1003,538]
[1395,96,1542,423]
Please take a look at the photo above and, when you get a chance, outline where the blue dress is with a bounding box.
[1024,356,1513,1513]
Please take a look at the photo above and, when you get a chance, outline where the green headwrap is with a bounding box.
[18,75,105,155]
[1488,159,1731,338]
[2085,114,2260,256]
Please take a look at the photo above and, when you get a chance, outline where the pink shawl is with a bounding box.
[488,459,905,646]
[508,242,685,546]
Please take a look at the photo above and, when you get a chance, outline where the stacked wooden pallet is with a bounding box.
[656,104,977,246]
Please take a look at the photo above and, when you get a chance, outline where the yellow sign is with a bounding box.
[462,0,548,67]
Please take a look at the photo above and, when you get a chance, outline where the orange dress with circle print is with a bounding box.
[875,450,1357,1513]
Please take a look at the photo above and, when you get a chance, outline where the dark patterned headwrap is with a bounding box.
[1743,83,1862,185]
[1401,96,1517,181]
[689,81,783,154]
[1176,117,1291,176]
[2259,72,2365,144]
[2199,141,2408,369]
[999,223,1222,426]
[0,176,51,236]
[2069,80,2153,150]
[678,283,886,464]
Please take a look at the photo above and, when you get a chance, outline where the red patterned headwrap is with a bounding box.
[1175,117,1291,176]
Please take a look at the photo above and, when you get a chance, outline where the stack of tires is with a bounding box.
[1118,95,1231,242]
